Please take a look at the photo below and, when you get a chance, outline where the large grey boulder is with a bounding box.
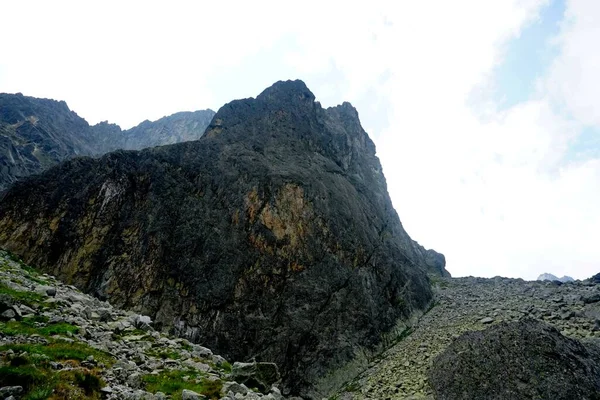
[429,319,600,400]
[231,361,281,394]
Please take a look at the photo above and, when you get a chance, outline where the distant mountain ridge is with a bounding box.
[537,273,575,282]
[0,92,215,191]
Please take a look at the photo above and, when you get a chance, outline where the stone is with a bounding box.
[0,386,23,397]
[583,293,600,304]
[181,389,205,400]
[127,373,143,389]
[34,285,56,297]
[479,317,494,324]
[221,381,249,396]
[269,386,284,400]
[134,315,153,331]
[192,346,213,358]
[429,319,600,400]
[0,309,16,320]
[231,361,281,394]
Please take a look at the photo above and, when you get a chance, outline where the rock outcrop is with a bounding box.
[0,80,446,397]
[0,92,214,191]
[429,319,600,400]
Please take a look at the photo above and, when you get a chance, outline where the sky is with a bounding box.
[0,0,598,280]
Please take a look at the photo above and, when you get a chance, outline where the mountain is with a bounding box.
[0,93,100,191]
[121,111,216,150]
[537,273,575,282]
[0,80,447,398]
[0,92,215,191]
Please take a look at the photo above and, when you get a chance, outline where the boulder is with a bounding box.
[231,361,280,394]
[429,319,600,400]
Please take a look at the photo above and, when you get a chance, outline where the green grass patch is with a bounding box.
[344,381,360,392]
[220,360,232,373]
[143,369,222,400]
[0,317,78,337]
[0,345,110,399]
[24,385,54,400]
[146,348,181,360]
[0,249,48,285]
[0,283,46,307]
[0,250,38,274]
[0,342,114,366]
[26,275,50,286]
[0,364,46,388]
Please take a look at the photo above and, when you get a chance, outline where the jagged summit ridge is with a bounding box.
[0,81,447,398]
[257,79,316,103]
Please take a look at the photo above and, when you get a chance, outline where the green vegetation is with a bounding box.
[220,360,232,373]
[0,316,78,337]
[396,327,414,343]
[180,342,193,352]
[344,381,360,392]
[113,328,155,342]
[142,369,223,399]
[0,283,46,308]
[146,347,181,360]
[0,344,111,399]
[0,250,49,286]
[0,342,113,366]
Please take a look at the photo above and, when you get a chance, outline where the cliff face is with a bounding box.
[0,93,98,190]
[0,80,446,397]
[0,93,214,191]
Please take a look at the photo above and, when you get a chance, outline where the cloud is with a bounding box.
[375,0,600,280]
[545,0,600,126]
[0,0,597,279]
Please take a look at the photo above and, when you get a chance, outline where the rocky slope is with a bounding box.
[0,249,291,400]
[0,92,214,191]
[335,275,600,399]
[0,80,447,398]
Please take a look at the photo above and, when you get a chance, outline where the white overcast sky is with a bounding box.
[1,0,598,280]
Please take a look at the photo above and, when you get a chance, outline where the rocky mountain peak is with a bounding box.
[0,81,446,397]
[256,79,316,105]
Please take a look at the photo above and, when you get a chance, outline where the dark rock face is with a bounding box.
[0,93,99,191]
[429,319,600,400]
[0,92,215,191]
[589,272,600,284]
[0,80,445,397]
